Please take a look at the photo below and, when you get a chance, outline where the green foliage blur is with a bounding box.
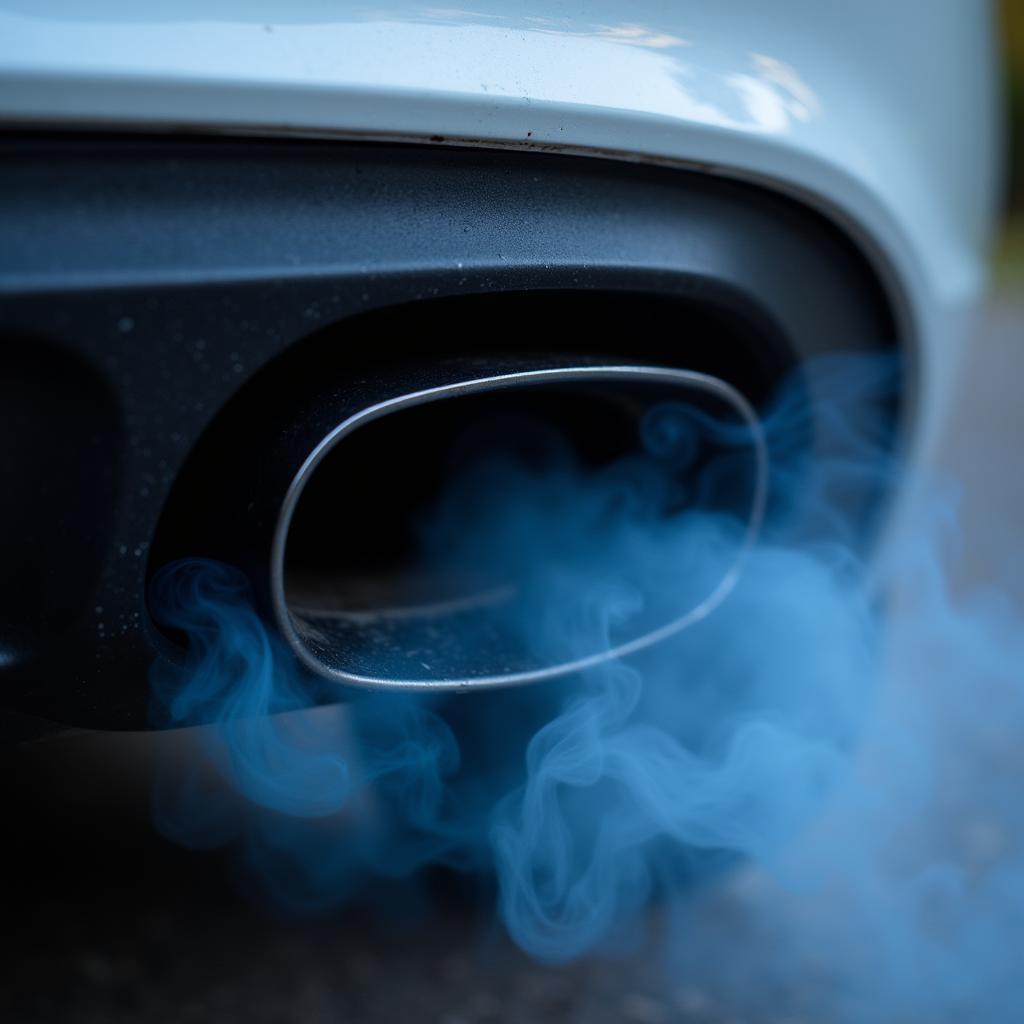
[999,0,1024,282]
[1004,0,1024,212]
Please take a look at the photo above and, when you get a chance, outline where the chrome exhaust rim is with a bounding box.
[270,365,768,690]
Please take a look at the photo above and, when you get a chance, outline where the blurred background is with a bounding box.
[2,6,1023,1024]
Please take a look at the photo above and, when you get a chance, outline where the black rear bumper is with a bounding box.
[0,135,901,729]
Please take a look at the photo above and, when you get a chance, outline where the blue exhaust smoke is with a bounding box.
[149,355,1024,1021]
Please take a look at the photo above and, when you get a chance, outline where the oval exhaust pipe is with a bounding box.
[151,363,766,691]
[274,366,767,690]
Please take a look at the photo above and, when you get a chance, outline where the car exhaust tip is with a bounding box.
[269,366,767,691]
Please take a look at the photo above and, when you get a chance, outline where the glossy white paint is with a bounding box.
[0,2,1001,466]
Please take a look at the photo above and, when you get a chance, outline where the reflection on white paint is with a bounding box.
[532,21,688,50]
[751,53,822,120]
[0,6,817,135]
[413,10,811,131]
[421,7,506,22]
[726,74,793,134]
[422,9,687,47]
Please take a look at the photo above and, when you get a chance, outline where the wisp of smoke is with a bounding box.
[149,354,1024,1022]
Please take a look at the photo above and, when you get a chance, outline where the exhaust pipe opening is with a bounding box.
[273,367,767,690]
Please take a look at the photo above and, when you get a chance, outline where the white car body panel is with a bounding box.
[0,1,1001,466]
